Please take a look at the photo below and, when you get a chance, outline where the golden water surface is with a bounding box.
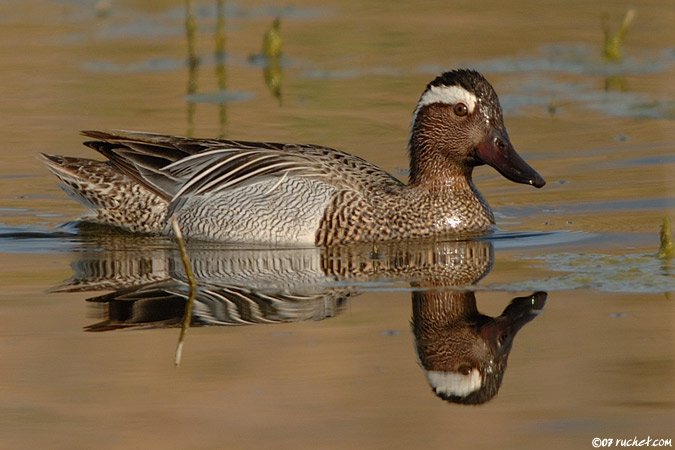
[0,0,673,449]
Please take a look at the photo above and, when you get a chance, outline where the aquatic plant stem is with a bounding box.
[185,0,199,137]
[172,217,197,367]
[602,9,636,62]
[658,217,673,260]
[215,0,227,137]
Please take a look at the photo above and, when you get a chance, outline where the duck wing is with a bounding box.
[82,130,402,202]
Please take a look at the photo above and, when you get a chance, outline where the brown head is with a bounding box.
[409,69,545,189]
[412,290,547,405]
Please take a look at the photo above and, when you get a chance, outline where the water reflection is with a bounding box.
[184,0,199,137]
[184,0,231,137]
[53,235,546,404]
[261,17,283,104]
[249,17,284,104]
[184,5,284,136]
[413,290,545,404]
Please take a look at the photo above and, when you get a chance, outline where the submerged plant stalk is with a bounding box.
[172,217,198,367]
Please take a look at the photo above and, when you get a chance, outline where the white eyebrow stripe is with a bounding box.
[416,85,477,113]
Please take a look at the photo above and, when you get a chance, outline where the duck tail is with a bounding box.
[40,154,168,234]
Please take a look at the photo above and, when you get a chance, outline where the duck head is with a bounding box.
[409,69,545,189]
[412,290,547,405]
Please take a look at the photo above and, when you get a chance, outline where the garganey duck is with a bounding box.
[42,69,545,246]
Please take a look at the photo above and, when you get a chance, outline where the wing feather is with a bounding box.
[80,130,403,202]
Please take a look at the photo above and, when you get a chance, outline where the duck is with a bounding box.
[41,69,545,246]
[412,290,547,404]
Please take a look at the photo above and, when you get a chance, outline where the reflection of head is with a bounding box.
[412,290,546,405]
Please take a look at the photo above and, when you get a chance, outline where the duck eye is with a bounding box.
[457,365,472,376]
[453,103,468,116]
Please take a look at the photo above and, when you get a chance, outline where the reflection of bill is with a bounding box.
[53,236,547,404]
[413,290,546,405]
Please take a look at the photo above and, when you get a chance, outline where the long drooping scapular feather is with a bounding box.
[80,130,401,202]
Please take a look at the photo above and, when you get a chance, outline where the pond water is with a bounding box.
[0,0,673,449]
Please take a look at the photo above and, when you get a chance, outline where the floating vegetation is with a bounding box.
[263,18,283,103]
[253,17,284,104]
[602,9,636,63]
[264,57,283,104]
[658,217,673,260]
[488,250,675,294]
[262,17,282,59]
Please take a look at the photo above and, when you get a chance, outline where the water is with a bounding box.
[0,0,673,449]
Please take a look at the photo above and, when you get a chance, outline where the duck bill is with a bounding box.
[476,130,546,188]
[479,291,547,356]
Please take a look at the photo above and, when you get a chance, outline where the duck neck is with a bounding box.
[407,111,476,192]
[408,137,475,193]
[412,290,480,327]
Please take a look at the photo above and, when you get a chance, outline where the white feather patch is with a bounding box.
[416,85,477,113]
[426,368,482,397]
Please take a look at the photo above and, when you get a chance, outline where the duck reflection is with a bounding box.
[413,290,545,404]
[54,234,546,404]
